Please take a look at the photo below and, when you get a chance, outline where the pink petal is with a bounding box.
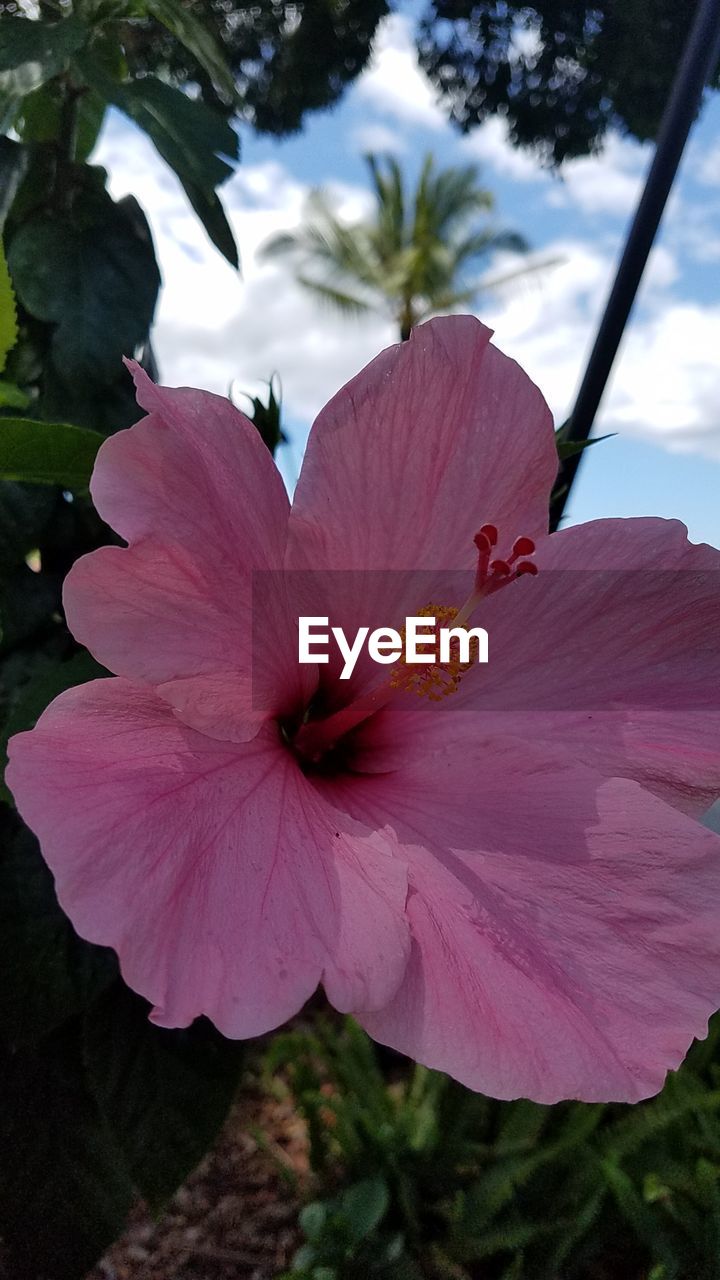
[286,316,557,574]
[324,730,720,1102]
[6,680,409,1035]
[436,517,720,810]
[472,710,720,818]
[93,363,289,554]
[455,516,720,709]
[64,366,310,740]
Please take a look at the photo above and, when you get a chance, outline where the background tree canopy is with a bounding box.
[117,0,390,134]
[419,0,720,163]
[6,0,714,160]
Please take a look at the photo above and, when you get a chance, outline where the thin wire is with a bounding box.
[550,0,720,531]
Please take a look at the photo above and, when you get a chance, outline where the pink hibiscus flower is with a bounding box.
[7,315,720,1103]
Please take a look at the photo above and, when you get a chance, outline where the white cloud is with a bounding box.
[463,120,653,220]
[641,242,679,290]
[351,122,407,156]
[601,302,720,453]
[663,199,720,264]
[479,241,611,422]
[460,116,546,183]
[352,13,447,131]
[545,134,651,217]
[484,239,720,457]
[693,141,720,186]
[93,111,720,470]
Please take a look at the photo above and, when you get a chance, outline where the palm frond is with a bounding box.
[259,230,306,260]
[296,274,376,317]
[477,253,564,293]
[452,228,529,267]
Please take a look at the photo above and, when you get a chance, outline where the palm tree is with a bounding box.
[260,153,541,341]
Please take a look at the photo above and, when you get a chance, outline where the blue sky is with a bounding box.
[95,10,720,545]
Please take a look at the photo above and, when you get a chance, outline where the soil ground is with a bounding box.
[86,1081,308,1280]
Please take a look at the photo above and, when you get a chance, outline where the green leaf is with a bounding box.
[554,421,615,462]
[0,378,30,409]
[0,816,117,1041]
[0,237,17,373]
[78,57,239,266]
[7,191,160,389]
[555,434,614,462]
[340,1177,390,1243]
[0,136,28,231]
[17,78,106,162]
[601,1159,676,1268]
[84,982,245,1208]
[146,0,237,101]
[0,1023,134,1279]
[0,417,104,488]
[300,1201,328,1242]
[0,15,88,112]
[182,177,240,269]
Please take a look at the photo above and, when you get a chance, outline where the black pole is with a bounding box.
[550,0,720,531]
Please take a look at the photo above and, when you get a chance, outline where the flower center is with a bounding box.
[388,604,475,701]
[288,523,538,767]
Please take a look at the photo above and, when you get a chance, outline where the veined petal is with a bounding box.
[286,316,556,574]
[433,517,720,809]
[64,366,310,740]
[6,680,410,1036]
[321,731,720,1102]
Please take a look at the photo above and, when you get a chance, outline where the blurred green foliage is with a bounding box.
[110,0,390,136]
[269,1014,720,1280]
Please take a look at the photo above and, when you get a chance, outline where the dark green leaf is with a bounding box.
[147,0,238,101]
[17,78,106,162]
[0,816,117,1041]
[7,191,160,388]
[0,138,57,227]
[0,417,104,487]
[0,15,88,106]
[555,433,614,462]
[300,1201,328,1241]
[0,136,28,230]
[84,982,245,1208]
[341,1178,390,1242]
[38,353,145,434]
[91,67,239,185]
[182,177,240,268]
[78,56,239,265]
[0,1022,133,1279]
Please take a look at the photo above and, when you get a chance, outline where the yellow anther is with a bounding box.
[389,604,478,700]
